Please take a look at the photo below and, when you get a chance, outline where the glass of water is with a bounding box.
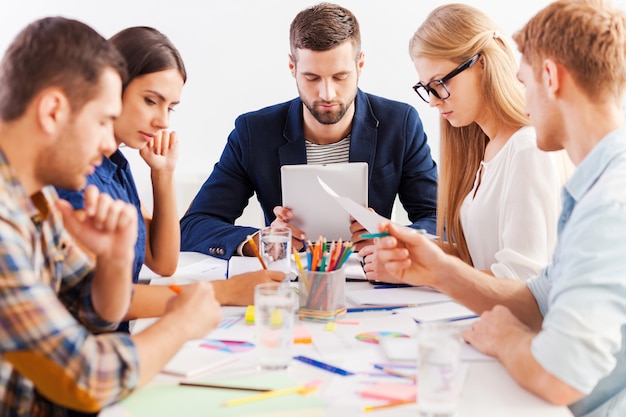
[417,322,463,417]
[254,282,295,370]
[259,226,292,273]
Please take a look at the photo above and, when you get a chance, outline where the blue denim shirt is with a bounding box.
[528,128,626,417]
[56,149,146,333]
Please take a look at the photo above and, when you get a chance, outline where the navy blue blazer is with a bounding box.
[180,89,438,259]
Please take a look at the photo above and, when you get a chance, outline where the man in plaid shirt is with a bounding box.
[0,17,222,416]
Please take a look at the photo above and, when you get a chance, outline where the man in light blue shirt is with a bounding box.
[375,1,626,415]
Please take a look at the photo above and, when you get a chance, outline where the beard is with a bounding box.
[36,123,95,191]
[302,99,350,125]
[298,84,357,125]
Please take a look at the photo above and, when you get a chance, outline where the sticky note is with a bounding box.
[360,382,416,402]
[325,322,337,332]
[245,305,255,325]
[293,326,312,344]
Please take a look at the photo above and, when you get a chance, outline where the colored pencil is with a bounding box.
[246,235,267,270]
[179,382,270,392]
[363,399,414,412]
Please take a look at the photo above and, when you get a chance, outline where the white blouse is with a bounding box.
[460,126,572,281]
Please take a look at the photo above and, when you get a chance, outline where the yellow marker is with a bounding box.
[245,305,255,325]
[325,322,337,332]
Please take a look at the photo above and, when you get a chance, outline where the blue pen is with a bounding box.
[346,305,414,313]
[372,284,413,289]
[293,355,354,376]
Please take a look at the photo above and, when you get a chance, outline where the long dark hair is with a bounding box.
[109,26,186,92]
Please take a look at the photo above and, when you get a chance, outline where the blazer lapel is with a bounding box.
[349,90,379,182]
[278,99,308,166]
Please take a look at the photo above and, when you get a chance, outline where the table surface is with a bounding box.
[100,252,573,417]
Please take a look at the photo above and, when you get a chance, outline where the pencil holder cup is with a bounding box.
[297,268,346,321]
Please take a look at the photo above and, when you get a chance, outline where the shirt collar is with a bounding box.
[564,127,626,203]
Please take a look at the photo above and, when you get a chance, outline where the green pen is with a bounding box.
[360,232,391,239]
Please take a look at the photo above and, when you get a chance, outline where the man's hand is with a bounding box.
[350,216,372,252]
[270,206,306,250]
[376,222,449,287]
[462,305,533,358]
[164,282,222,340]
[56,185,137,262]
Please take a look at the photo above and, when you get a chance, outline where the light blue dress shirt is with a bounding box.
[527,128,626,417]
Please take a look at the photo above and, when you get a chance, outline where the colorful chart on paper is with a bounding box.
[200,340,255,353]
[355,331,410,344]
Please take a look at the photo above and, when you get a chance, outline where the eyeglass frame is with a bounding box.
[412,53,481,103]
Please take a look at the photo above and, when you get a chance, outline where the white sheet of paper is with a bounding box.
[317,177,438,239]
[176,257,228,280]
[395,302,478,323]
[347,287,451,306]
[227,256,266,277]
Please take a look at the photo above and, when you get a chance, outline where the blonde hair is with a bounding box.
[409,4,529,264]
[514,0,626,104]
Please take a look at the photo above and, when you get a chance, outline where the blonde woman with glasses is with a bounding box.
[408,3,572,281]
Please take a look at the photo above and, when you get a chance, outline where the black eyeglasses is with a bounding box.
[412,54,481,103]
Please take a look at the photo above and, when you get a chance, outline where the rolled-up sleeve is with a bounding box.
[529,197,626,394]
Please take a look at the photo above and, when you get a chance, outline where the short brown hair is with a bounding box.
[0,16,127,122]
[289,2,361,61]
[513,0,626,101]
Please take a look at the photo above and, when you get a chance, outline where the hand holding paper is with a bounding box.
[317,177,437,239]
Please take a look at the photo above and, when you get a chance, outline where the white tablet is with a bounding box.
[280,162,368,241]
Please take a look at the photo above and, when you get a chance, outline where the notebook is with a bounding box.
[281,162,368,241]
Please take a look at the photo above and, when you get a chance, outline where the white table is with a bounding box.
[100,252,572,417]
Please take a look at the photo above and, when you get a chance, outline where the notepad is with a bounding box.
[161,343,238,377]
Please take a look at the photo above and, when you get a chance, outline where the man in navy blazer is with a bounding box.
[180,3,437,277]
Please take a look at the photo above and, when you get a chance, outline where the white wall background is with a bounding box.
[0,0,587,224]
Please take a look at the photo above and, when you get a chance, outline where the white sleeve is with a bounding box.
[490,144,563,280]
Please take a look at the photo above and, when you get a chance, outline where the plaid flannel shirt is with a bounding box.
[0,149,139,416]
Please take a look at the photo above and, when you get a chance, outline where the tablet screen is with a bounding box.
[280,162,368,241]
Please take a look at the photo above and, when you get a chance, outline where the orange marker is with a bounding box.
[169,284,183,294]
